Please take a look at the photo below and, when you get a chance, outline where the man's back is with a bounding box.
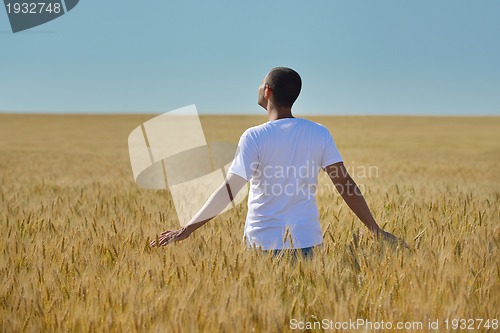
[152,67,405,251]
[228,117,343,250]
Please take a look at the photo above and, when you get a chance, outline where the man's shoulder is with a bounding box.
[298,118,329,130]
[240,121,272,138]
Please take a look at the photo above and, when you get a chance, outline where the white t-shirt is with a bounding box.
[228,117,343,250]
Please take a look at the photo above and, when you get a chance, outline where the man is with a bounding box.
[151,67,405,252]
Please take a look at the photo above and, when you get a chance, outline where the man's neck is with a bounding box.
[267,104,294,121]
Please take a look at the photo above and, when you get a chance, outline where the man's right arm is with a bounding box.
[324,162,406,246]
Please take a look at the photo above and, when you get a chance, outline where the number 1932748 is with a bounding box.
[444,318,498,330]
[6,2,62,14]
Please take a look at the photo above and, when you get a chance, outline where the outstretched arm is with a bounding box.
[325,162,408,247]
[150,173,247,246]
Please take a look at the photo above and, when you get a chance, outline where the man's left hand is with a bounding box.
[150,227,191,247]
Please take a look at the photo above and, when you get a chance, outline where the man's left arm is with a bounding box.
[150,173,247,246]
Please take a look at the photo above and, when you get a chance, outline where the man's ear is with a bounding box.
[264,85,271,99]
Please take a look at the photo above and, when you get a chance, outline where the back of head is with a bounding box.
[266,67,302,107]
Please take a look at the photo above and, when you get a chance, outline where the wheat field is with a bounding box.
[0,114,498,332]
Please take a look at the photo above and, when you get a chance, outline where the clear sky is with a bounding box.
[1,0,499,116]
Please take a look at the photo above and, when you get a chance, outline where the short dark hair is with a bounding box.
[265,67,302,107]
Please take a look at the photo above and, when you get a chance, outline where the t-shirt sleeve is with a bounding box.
[321,128,343,169]
[227,132,259,181]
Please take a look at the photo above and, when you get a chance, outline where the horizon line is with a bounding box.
[0,111,498,117]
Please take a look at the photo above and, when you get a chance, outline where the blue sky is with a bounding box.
[1,0,499,115]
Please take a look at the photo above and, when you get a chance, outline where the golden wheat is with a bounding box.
[0,114,498,332]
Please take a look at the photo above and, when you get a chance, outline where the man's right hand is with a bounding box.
[150,227,192,247]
